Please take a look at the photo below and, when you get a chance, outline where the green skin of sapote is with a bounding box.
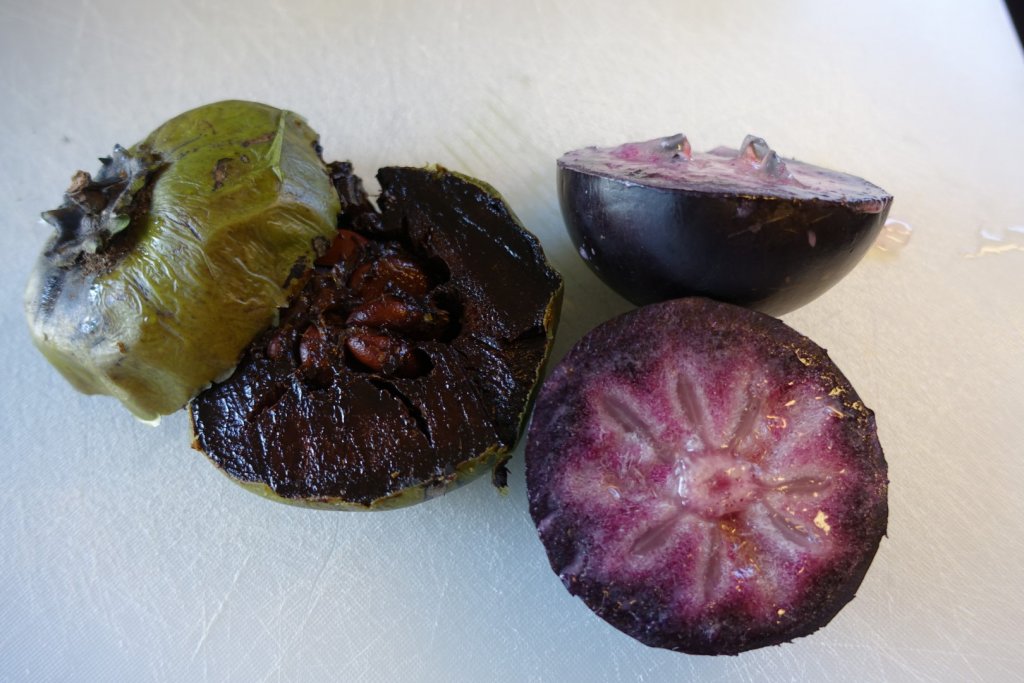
[25,100,341,421]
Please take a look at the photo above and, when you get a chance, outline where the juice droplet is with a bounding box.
[964,225,1024,258]
[659,133,692,160]
[734,135,793,180]
[873,219,913,254]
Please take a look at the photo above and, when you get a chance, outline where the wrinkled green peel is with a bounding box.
[26,100,341,420]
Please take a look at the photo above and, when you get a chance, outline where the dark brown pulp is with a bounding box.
[189,165,562,507]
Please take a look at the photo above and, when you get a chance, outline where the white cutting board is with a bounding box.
[2,1,1022,680]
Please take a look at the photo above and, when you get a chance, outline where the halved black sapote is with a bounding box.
[526,297,887,654]
[190,165,563,509]
[558,134,893,315]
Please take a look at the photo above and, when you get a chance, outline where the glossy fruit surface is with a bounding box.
[558,134,892,315]
[191,166,563,509]
[25,100,340,421]
[526,298,887,654]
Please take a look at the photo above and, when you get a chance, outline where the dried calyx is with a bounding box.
[41,145,164,268]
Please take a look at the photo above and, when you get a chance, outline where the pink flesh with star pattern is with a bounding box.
[526,298,887,654]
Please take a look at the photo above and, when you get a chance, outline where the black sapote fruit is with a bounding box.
[190,165,563,509]
[526,297,887,654]
[558,134,892,315]
[26,100,563,509]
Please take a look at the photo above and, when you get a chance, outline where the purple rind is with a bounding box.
[557,143,893,315]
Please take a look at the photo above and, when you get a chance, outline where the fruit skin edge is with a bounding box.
[194,438,504,511]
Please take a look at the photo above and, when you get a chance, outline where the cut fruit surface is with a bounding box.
[191,166,563,509]
[526,298,887,655]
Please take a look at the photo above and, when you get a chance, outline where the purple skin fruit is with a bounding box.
[526,298,888,655]
[558,135,893,316]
